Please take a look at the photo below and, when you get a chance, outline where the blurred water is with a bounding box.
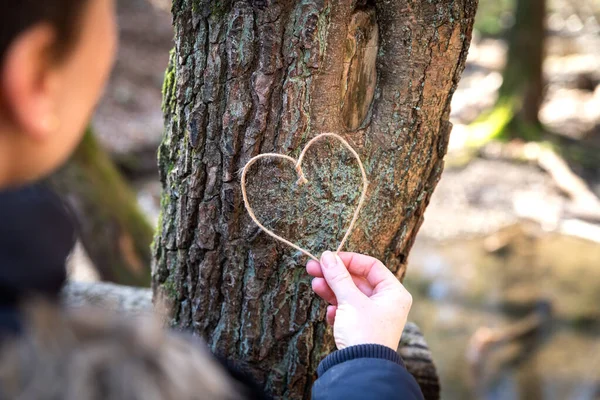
[406,223,600,400]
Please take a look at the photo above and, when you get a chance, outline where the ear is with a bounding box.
[0,23,61,141]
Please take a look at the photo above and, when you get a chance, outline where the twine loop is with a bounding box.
[240,133,368,261]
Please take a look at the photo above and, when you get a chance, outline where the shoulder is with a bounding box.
[0,301,245,400]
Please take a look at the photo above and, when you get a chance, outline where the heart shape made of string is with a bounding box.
[240,133,368,261]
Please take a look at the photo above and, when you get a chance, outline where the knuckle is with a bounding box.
[393,286,412,306]
[328,270,351,286]
[377,259,389,271]
[404,291,413,307]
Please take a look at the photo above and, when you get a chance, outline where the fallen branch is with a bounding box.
[62,281,152,314]
[481,141,600,224]
[466,300,552,377]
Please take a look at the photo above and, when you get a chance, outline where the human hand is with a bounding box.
[306,251,412,351]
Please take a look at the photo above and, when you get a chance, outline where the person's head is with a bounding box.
[0,0,117,188]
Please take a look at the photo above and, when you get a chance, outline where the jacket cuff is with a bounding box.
[317,344,405,376]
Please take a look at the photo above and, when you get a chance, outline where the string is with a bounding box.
[240,132,369,261]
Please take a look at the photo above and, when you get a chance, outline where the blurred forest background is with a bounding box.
[59,0,600,399]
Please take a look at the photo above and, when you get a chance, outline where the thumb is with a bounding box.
[320,251,360,303]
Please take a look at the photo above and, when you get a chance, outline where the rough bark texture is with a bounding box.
[52,130,153,287]
[153,1,477,398]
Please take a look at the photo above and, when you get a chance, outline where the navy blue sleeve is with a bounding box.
[312,344,424,400]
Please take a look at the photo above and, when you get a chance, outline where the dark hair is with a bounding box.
[0,0,89,64]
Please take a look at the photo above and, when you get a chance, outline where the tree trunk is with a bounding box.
[153,1,477,398]
[500,0,546,127]
[52,129,153,287]
[471,0,546,143]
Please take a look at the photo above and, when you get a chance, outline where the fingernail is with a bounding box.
[321,251,336,269]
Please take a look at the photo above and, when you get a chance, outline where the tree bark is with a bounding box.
[52,129,153,287]
[153,1,477,398]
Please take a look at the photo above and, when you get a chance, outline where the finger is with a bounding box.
[306,260,324,278]
[311,278,337,305]
[338,252,399,290]
[320,251,361,302]
[326,305,336,326]
[309,259,373,296]
[352,275,374,297]
[308,260,373,295]
[313,276,371,303]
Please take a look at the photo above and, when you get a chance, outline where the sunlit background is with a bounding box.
[67,0,600,398]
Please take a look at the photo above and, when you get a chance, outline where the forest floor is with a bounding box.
[84,1,600,398]
[425,29,600,242]
[408,23,600,399]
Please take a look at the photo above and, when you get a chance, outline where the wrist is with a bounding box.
[318,343,405,377]
[340,328,402,352]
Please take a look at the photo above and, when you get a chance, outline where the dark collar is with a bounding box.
[0,306,21,336]
[0,183,74,309]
